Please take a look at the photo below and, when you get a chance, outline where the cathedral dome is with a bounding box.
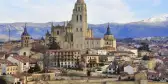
[104,23,114,40]
[77,0,84,3]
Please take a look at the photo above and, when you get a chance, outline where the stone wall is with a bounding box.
[28,80,168,84]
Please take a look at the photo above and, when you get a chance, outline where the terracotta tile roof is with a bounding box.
[11,74,21,78]
[12,56,37,63]
[0,59,16,66]
[85,38,102,40]
[109,51,135,54]
[94,46,116,50]
[48,49,80,52]
[0,52,6,58]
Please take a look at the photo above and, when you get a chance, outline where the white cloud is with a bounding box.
[0,0,138,24]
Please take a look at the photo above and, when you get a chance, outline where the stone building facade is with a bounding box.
[46,50,81,68]
[45,0,116,50]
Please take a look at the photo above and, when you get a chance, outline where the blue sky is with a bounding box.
[0,0,168,24]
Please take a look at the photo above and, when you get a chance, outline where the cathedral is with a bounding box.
[45,0,116,50]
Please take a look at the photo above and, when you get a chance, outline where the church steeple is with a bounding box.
[21,23,30,48]
[105,23,112,35]
[22,23,29,36]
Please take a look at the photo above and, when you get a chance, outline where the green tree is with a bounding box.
[28,67,34,73]
[0,78,7,84]
[138,42,150,51]
[48,37,61,50]
[28,63,41,73]
[34,63,41,72]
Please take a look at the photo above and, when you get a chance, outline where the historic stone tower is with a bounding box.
[104,23,116,49]
[21,24,31,47]
[45,30,51,47]
[71,0,88,50]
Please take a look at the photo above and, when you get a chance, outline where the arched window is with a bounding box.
[23,52,26,56]
[80,15,82,22]
[76,15,79,22]
[57,31,59,35]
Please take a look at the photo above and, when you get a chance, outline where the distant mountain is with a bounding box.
[140,14,168,23]
[0,15,168,41]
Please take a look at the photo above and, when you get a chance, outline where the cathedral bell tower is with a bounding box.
[21,23,31,48]
[71,0,88,49]
[104,23,116,49]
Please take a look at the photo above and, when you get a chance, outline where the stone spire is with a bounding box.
[22,23,29,36]
[77,0,84,3]
[46,30,50,36]
[105,23,112,35]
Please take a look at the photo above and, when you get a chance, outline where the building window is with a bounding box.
[57,31,59,35]
[80,28,82,32]
[76,28,78,32]
[77,15,79,22]
[78,7,80,11]
[24,63,26,65]
[23,52,26,56]
[80,15,82,22]
[107,42,108,45]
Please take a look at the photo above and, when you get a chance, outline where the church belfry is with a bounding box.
[104,23,116,49]
[21,23,31,48]
[46,0,117,51]
[70,0,88,49]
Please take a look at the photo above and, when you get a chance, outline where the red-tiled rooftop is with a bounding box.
[94,46,116,50]
[12,56,37,63]
[109,51,135,54]
[48,49,80,52]
[85,38,102,40]
[0,59,16,66]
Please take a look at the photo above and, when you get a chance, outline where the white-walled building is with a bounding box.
[7,56,36,73]
[87,49,107,55]
[124,65,134,75]
[117,46,138,57]
[11,47,32,57]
